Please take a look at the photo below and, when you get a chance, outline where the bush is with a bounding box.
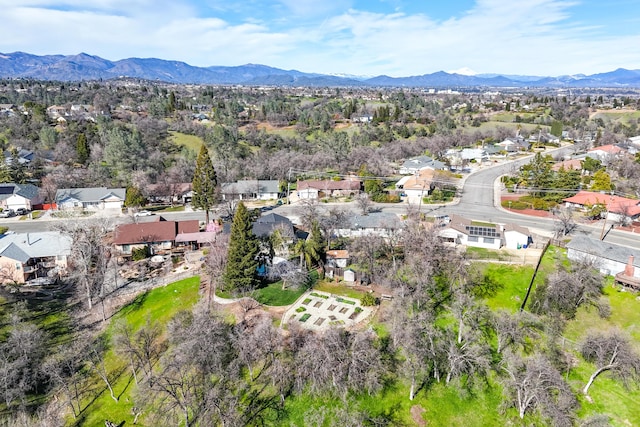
[361,293,377,306]
[132,246,150,261]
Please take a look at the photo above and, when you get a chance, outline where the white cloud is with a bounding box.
[0,0,639,76]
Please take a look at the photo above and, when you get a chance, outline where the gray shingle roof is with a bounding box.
[0,183,40,201]
[0,232,72,262]
[55,187,126,203]
[566,235,640,267]
[348,212,404,230]
[221,180,279,195]
[252,213,293,237]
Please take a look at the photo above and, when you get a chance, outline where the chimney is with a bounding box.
[624,255,635,276]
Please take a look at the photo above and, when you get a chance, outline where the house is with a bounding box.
[46,105,67,119]
[397,169,435,203]
[56,187,126,211]
[4,148,35,165]
[326,250,349,268]
[0,183,42,211]
[399,155,447,174]
[336,212,404,238]
[174,231,219,251]
[221,180,280,201]
[551,158,583,172]
[296,179,361,200]
[502,223,533,250]
[146,182,192,204]
[563,191,640,223]
[497,136,530,152]
[252,213,294,238]
[112,217,199,256]
[439,214,502,250]
[567,235,640,284]
[0,231,71,284]
[586,144,623,165]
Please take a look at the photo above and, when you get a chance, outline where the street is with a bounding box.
[2,145,638,250]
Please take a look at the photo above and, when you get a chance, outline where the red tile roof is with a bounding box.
[588,144,622,154]
[563,191,640,216]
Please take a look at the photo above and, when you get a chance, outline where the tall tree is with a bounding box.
[222,202,259,293]
[76,133,90,164]
[192,144,218,224]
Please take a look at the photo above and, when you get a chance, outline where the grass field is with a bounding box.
[168,131,204,154]
[254,281,307,306]
[313,280,366,299]
[74,276,201,426]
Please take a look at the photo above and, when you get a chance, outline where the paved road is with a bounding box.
[4,145,638,249]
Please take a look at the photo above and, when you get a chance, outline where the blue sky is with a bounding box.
[1,0,639,77]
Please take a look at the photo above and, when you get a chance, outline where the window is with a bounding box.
[468,236,479,242]
[484,237,495,244]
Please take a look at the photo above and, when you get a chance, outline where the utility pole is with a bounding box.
[287,168,292,205]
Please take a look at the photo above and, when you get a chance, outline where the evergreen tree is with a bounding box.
[590,170,614,192]
[8,149,26,184]
[192,144,218,223]
[550,120,563,137]
[222,202,260,293]
[76,133,89,164]
[125,186,146,208]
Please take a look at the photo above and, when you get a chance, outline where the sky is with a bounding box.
[1,0,640,77]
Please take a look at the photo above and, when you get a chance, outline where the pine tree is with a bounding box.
[222,202,260,293]
[76,133,89,164]
[192,145,218,223]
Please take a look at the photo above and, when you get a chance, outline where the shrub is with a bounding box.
[361,293,377,307]
[132,246,150,261]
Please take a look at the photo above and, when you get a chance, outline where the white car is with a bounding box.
[134,210,154,217]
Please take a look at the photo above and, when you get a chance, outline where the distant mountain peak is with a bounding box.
[0,51,640,88]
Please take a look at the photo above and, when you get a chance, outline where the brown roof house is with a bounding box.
[113,216,199,256]
[296,179,361,200]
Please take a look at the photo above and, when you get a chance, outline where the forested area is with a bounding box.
[0,79,640,425]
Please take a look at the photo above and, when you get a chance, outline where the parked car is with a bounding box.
[15,208,28,216]
[0,209,15,218]
[134,210,154,217]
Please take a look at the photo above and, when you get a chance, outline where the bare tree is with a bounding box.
[203,233,229,309]
[54,218,114,313]
[501,352,577,426]
[493,310,542,354]
[580,328,640,397]
[530,260,609,320]
[355,192,372,215]
[0,313,47,410]
[553,206,576,237]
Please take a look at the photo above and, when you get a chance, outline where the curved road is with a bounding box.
[2,146,638,249]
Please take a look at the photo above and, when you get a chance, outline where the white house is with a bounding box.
[502,224,533,249]
[399,155,447,174]
[56,187,126,211]
[221,180,280,201]
[0,183,42,211]
[439,214,502,250]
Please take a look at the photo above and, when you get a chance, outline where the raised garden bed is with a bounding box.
[314,317,325,326]
[339,307,349,314]
[311,292,329,299]
[295,306,306,313]
[336,297,356,305]
[327,304,337,311]
[313,301,323,308]
[302,298,311,305]
[299,313,311,322]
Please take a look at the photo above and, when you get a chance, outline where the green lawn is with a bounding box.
[254,281,306,306]
[314,281,366,299]
[169,131,204,154]
[478,263,535,311]
[73,276,201,426]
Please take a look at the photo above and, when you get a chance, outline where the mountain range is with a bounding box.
[2,51,640,88]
